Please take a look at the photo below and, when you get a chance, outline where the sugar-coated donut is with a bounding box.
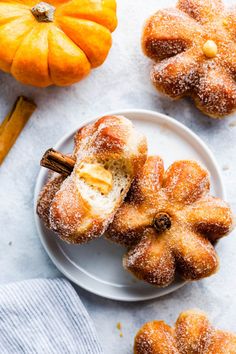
[134,309,236,353]
[142,0,236,118]
[37,116,147,244]
[107,156,234,286]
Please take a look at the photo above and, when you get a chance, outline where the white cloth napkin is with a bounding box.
[0,278,103,354]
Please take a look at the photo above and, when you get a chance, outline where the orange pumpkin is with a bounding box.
[0,0,117,87]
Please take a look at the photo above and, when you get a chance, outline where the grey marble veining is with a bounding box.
[0,0,236,353]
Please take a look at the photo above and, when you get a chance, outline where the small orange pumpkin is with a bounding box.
[0,0,117,87]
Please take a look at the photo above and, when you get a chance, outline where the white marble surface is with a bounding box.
[0,0,236,353]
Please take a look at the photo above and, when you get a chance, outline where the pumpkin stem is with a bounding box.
[31,2,55,22]
[153,212,171,233]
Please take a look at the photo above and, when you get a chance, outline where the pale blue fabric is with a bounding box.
[0,278,103,354]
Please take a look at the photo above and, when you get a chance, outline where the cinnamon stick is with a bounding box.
[40,148,75,175]
[0,96,36,165]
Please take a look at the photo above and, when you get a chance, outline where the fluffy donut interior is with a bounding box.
[76,158,130,215]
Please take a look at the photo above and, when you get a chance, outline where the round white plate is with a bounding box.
[34,109,225,301]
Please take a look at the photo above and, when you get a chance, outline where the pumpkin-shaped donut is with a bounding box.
[107,156,234,286]
[37,116,147,244]
[134,309,236,354]
[142,0,236,118]
[0,0,117,86]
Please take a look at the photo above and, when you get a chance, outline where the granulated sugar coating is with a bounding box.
[107,156,234,287]
[37,115,147,244]
[134,309,236,353]
[142,0,236,118]
[37,172,65,229]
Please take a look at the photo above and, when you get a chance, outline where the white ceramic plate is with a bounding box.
[34,109,225,301]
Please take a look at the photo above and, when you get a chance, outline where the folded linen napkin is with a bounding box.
[0,278,103,354]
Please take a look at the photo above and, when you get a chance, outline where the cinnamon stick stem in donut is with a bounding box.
[40,148,75,175]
